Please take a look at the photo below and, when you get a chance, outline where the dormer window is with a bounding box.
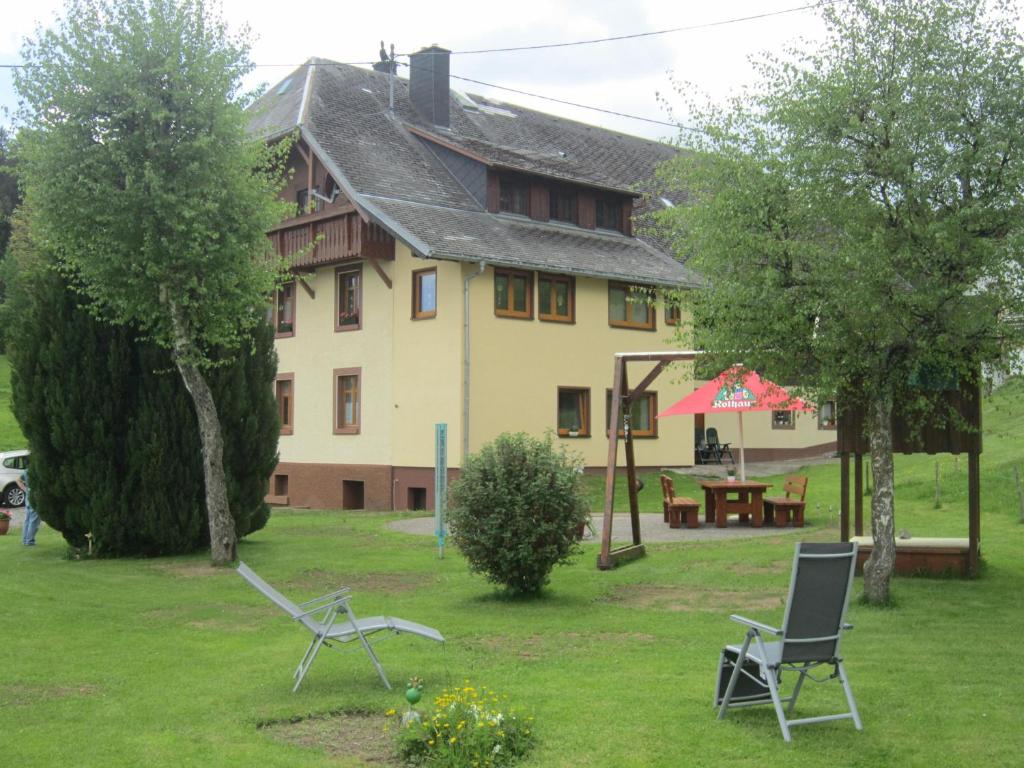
[596,195,623,231]
[549,186,578,224]
[498,176,529,216]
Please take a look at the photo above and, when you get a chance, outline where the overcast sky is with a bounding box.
[1,0,1020,142]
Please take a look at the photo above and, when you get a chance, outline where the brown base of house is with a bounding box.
[267,462,459,511]
[270,444,839,510]
[735,442,838,463]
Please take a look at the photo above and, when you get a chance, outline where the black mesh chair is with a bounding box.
[705,427,734,464]
[714,542,862,742]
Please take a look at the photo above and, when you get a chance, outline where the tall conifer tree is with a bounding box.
[6,225,277,557]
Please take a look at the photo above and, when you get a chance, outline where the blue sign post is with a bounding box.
[434,423,447,559]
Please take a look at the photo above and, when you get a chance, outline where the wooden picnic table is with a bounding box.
[698,480,773,528]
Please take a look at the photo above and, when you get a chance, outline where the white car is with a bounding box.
[0,449,30,507]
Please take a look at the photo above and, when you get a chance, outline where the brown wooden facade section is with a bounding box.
[268,206,395,269]
[486,169,634,236]
[837,379,982,577]
[272,138,396,270]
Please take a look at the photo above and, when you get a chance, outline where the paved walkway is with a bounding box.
[390,457,838,543]
[389,512,810,543]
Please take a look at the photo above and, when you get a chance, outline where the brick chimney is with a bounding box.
[409,44,450,128]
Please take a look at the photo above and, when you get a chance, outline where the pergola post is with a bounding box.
[968,451,981,577]
[840,452,850,542]
[854,453,864,537]
[598,351,698,570]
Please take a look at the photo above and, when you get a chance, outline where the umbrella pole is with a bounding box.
[738,411,746,482]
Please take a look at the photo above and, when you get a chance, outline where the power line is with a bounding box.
[444,70,695,133]
[1,0,844,71]
[397,0,846,57]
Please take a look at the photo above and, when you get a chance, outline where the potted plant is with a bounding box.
[0,508,12,535]
[726,467,737,483]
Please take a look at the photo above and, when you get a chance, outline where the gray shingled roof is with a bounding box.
[247,58,698,287]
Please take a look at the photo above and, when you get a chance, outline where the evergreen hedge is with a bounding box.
[7,267,278,557]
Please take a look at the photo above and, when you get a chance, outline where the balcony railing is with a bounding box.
[268,204,395,268]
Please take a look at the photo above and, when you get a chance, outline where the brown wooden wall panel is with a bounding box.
[486,173,500,213]
[578,190,596,229]
[837,378,982,455]
[530,183,550,222]
[269,211,395,268]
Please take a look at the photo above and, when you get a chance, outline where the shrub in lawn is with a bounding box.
[448,432,589,594]
[391,683,535,767]
[6,265,277,556]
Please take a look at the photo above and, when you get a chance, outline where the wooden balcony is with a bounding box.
[267,204,395,269]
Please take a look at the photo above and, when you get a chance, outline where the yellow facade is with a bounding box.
[468,267,695,468]
[275,250,700,472]
[390,246,465,467]
[703,408,834,455]
[274,258,397,466]
[274,250,836,476]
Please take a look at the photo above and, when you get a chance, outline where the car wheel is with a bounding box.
[3,484,25,507]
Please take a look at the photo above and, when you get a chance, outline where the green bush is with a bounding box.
[448,433,589,594]
[390,682,535,767]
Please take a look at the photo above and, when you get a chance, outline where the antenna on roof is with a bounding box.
[372,41,398,112]
[389,43,395,111]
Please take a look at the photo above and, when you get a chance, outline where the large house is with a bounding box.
[248,47,835,511]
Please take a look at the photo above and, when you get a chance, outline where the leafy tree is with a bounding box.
[5,215,277,556]
[657,0,1024,603]
[13,0,289,563]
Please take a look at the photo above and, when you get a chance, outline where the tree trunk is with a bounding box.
[168,300,237,565]
[863,389,896,604]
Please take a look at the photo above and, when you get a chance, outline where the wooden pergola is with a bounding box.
[837,378,982,577]
[598,351,699,570]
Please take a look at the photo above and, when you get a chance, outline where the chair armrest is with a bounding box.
[298,587,351,608]
[294,594,352,620]
[730,614,782,635]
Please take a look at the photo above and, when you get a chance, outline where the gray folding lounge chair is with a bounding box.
[237,561,444,692]
[715,542,862,742]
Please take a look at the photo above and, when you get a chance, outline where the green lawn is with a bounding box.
[3,382,1024,767]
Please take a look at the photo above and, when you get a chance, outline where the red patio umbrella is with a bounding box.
[658,367,810,481]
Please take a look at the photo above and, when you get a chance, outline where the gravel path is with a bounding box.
[389,457,836,543]
[388,512,809,543]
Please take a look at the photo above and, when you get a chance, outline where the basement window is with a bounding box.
[342,480,364,510]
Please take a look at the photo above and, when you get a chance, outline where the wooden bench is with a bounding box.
[660,475,701,529]
[851,535,972,577]
[762,475,808,528]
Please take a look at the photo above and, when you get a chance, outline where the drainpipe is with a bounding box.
[463,261,487,463]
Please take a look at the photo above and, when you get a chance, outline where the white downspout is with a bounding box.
[463,261,487,464]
